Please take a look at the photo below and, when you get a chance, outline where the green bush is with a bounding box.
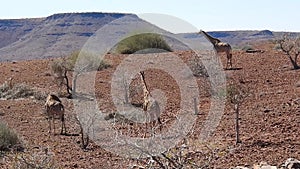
[97,59,111,71]
[0,122,20,151]
[116,33,173,54]
[241,45,254,51]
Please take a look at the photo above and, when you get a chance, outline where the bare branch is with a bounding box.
[151,156,166,169]
[278,33,300,69]
[161,153,180,168]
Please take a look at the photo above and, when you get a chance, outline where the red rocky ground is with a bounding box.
[0,42,299,168]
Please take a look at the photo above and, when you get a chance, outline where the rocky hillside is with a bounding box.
[0,18,42,48]
[0,12,203,61]
[0,13,141,61]
[0,12,299,61]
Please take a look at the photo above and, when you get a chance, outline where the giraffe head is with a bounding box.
[200,30,221,44]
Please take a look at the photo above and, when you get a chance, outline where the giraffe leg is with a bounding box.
[53,118,56,135]
[144,122,148,138]
[227,59,231,70]
[226,52,233,70]
[48,118,52,133]
[157,117,162,132]
[61,115,66,135]
[231,55,233,68]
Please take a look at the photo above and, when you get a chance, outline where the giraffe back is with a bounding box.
[46,102,64,119]
[215,42,232,53]
[45,94,64,119]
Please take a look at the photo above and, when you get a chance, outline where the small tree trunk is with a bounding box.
[194,98,199,115]
[72,72,80,97]
[235,100,241,144]
[63,70,73,98]
[78,122,89,149]
[75,116,90,149]
[288,55,300,69]
[293,54,300,69]
[124,90,129,104]
[123,76,129,104]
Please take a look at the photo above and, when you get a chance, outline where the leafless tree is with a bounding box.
[74,113,97,149]
[227,81,249,144]
[50,51,111,98]
[129,139,216,168]
[278,34,300,69]
[50,57,73,98]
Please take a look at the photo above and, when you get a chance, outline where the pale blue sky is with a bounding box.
[1,0,299,32]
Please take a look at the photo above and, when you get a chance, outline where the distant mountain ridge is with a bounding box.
[0,12,299,61]
[0,12,138,61]
[179,30,299,48]
[0,18,43,48]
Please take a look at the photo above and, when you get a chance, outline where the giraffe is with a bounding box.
[139,71,162,134]
[200,30,233,69]
[45,94,66,135]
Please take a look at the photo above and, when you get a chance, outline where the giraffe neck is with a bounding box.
[200,30,221,45]
[140,71,151,99]
[140,71,152,111]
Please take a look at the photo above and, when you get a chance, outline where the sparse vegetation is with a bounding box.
[115,33,172,54]
[0,80,46,101]
[67,51,111,71]
[10,147,59,169]
[278,33,300,69]
[97,59,112,71]
[130,140,223,168]
[75,113,98,149]
[1,39,300,168]
[188,53,208,77]
[241,45,254,51]
[32,90,47,101]
[50,57,73,97]
[0,122,21,151]
[227,81,249,144]
[0,82,34,100]
[50,51,111,97]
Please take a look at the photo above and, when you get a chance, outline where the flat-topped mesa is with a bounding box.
[0,12,140,61]
[45,12,136,20]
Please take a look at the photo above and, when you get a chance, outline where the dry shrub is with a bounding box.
[0,81,47,102]
[0,82,34,100]
[10,147,60,169]
[0,122,21,151]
